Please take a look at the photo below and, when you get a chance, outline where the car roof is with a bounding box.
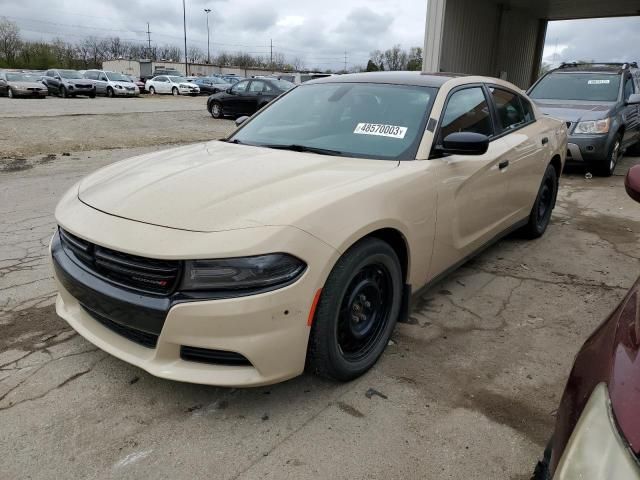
[551,63,637,74]
[309,71,468,87]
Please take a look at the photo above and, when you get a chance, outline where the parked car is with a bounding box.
[218,75,244,84]
[145,75,200,96]
[142,68,182,83]
[207,78,294,118]
[43,69,96,98]
[50,71,566,387]
[275,72,333,84]
[193,76,232,95]
[0,71,48,98]
[127,75,146,93]
[533,164,640,480]
[84,70,139,97]
[528,62,640,176]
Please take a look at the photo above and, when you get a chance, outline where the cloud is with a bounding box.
[232,8,278,32]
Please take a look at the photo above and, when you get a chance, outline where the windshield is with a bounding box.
[529,73,621,102]
[59,70,83,79]
[6,73,39,82]
[168,76,186,83]
[106,72,131,82]
[230,83,437,160]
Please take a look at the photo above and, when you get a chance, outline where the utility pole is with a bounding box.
[270,39,273,70]
[344,51,347,73]
[204,8,211,64]
[146,22,152,58]
[182,0,188,75]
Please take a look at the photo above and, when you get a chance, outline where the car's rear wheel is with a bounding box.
[106,87,114,98]
[307,238,402,381]
[522,164,558,239]
[148,86,155,95]
[172,87,179,96]
[594,134,622,177]
[211,101,223,118]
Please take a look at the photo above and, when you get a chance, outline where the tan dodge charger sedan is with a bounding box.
[51,72,567,386]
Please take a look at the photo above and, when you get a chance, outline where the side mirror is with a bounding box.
[625,165,640,203]
[226,88,233,94]
[235,116,249,127]
[440,132,489,156]
[55,76,61,80]
[626,93,640,106]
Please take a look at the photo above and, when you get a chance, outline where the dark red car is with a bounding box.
[535,166,640,479]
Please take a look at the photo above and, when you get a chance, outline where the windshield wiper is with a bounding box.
[261,144,343,156]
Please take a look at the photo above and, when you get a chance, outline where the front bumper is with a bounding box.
[51,193,338,387]
[113,88,139,96]
[565,134,611,163]
[553,383,640,479]
[12,88,47,97]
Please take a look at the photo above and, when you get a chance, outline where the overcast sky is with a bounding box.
[1,0,639,71]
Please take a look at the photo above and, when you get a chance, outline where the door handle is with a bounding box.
[499,160,509,170]
[541,137,549,145]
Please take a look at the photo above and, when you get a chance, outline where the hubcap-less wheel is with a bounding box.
[307,238,402,381]
[523,164,558,239]
[609,140,620,174]
[8,88,14,98]
[172,87,178,96]
[107,87,114,98]
[338,264,393,361]
[149,87,155,95]
[535,176,554,231]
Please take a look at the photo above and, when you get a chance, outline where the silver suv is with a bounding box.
[84,70,139,97]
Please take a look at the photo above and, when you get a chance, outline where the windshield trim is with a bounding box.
[228,82,438,161]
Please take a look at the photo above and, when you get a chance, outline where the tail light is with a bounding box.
[609,291,640,457]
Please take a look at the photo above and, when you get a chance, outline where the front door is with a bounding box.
[428,85,513,279]
[226,80,250,114]
[622,75,640,147]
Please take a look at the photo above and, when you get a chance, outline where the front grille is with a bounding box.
[75,84,91,88]
[59,228,181,295]
[180,346,252,366]
[83,306,158,348]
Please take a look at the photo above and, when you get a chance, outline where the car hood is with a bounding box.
[177,82,198,88]
[77,141,398,232]
[9,81,46,88]
[111,81,136,88]
[64,78,93,85]
[532,99,615,122]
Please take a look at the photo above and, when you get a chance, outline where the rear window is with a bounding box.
[529,73,621,102]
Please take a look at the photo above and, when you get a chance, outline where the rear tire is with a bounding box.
[594,134,622,177]
[306,238,402,381]
[522,164,558,239]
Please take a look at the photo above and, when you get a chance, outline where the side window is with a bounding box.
[521,97,535,122]
[157,77,166,83]
[231,80,249,93]
[440,87,494,139]
[45,70,54,77]
[490,87,527,131]
[624,77,635,101]
[249,81,265,93]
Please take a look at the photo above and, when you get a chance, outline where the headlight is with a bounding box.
[180,254,306,291]
[575,118,610,134]
[179,84,188,88]
[115,85,123,89]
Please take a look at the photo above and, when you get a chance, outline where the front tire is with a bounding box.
[307,238,402,381]
[522,164,558,239]
[106,87,114,98]
[210,101,223,118]
[172,87,179,96]
[60,87,67,98]
[7,88,14,99]
[148,86,155,95]
[594,134,622,177]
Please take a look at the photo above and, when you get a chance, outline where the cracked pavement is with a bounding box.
[1,98,639,479]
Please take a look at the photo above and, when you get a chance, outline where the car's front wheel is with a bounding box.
[594,134,622,177]
[307,238,402,381]
[106,87,114,98]
[210,101,223,118]
[7,88,14,99]
[172,87,179,96]
[148,86,155,95]
[522,163,558,239]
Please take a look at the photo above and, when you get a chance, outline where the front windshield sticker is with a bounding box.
[587,79,610,85]
[354,123,408,139]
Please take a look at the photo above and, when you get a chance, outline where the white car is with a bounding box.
[145,75,200,96]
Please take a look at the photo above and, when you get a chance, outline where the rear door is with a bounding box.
[428,85,514,278]
[487,86,544,219]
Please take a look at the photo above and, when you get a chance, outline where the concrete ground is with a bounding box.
[1,96,639,480]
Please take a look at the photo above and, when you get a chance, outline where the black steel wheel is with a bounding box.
[522,164,558,239]
[307,237,402,381]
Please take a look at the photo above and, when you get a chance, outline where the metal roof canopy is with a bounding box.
[422,0,640,89]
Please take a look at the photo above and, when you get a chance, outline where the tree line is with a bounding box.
[0,17,308,71]
[366,46,423,71]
